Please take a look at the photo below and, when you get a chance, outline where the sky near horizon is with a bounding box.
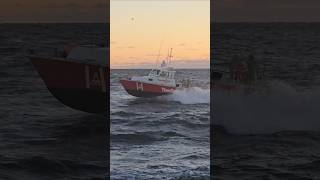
[2,0,320,23]
[213,0,320,22]
[0,0,108,23]
[110,0,210,69]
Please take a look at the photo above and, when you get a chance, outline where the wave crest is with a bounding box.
[162,87,210,104]
[213,81,320,134]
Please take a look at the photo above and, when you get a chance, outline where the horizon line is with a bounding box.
[0,22,109,24]
[212,21,320,23]
[110,68,210,70]
[2,21,319,24]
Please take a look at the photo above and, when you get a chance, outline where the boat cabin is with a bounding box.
[128,54,177,88]
[148,68,176,80]
[67,45,108,66]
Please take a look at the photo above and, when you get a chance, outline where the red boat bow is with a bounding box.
[30,55,108,113]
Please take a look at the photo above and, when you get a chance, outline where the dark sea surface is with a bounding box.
[0,24,108,180]
[110,69,210,179]
[212,23,320,179]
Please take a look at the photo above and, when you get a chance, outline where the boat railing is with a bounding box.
[27,44,106,58]
[27,46,65,58]
[212,62,269,83]
[126,73,140,80]
[177,79,192,88]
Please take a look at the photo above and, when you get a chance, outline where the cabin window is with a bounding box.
[160,71,166,77]
[149,78,153,81]
[151,70,157,75]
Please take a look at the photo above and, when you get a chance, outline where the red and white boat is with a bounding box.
[120,64,177,97]
[29,45,109,113]
[120,49,183,97]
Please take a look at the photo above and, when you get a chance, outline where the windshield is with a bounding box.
[149,69,159,76]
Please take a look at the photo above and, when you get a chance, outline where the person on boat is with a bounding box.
[229,55,239,81]
[182,79,187,87]
[246,54,257,83]
[238,60,248,83]
[229,55,248,83]
[161,60,166,68]
[181,79,191,88]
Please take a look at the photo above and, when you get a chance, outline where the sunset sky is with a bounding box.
[111,0,210,69]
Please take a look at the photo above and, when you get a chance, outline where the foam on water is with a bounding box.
[162,87,210,105]
[213,81,320,134]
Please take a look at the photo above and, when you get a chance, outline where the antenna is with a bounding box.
[166,49,169,64]
[168,48,173,65]
[156,39,164,66]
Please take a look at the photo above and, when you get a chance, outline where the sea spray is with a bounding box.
[162,87,210,104]
[213,80,320,134]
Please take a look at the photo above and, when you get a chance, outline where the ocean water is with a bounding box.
[0,24,108,179]
[110,69,210,179]
[212,23,320,179]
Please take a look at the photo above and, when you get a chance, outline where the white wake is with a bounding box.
[213,81,320,134]
[162,87,210,105]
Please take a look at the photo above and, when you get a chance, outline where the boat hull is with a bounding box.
[30,55,108,113]
[120,79,175,97]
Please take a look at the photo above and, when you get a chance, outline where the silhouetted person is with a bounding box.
[247,54,257,83]
[230,55,239,81]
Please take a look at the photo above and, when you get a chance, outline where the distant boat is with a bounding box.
[120,48,190,97]
[29,45,108,113]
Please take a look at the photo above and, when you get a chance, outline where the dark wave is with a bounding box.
[0,156,106,179]
[111,131,186,144]
[111,110,140,117]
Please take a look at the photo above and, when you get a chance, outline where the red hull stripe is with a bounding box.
[120,79,175,94]
[125,89,167,97]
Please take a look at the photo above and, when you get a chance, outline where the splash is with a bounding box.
[162,87,210,104]
[213,81,320,134]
